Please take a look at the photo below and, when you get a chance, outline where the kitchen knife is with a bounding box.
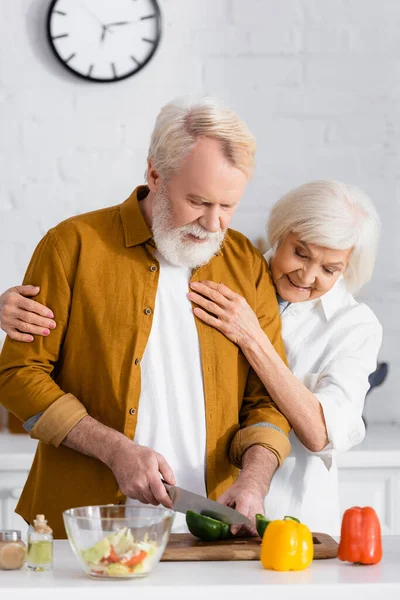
[163,481,252,526]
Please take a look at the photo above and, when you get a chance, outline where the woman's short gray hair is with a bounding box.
[146,96,256,180]
[267,180,381,294]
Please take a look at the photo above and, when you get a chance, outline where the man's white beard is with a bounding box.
[151,187,226,268]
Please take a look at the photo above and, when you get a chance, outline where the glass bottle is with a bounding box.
[27,514,53,571]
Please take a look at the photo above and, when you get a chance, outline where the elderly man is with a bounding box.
[0,97,291,537]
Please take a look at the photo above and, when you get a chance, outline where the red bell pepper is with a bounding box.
[338,506,382,565]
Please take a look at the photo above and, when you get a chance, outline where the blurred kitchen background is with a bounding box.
[0,0,399,534]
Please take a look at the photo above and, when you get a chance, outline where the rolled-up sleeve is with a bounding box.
[0,229,87,445]
[230,253,292,468]
[30,394,87,447]
[314,320,383,458]
[230,414,291,468]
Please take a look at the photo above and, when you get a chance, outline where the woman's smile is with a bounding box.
[286,274,313,292]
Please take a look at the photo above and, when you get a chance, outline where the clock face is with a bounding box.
[47,0,162,82]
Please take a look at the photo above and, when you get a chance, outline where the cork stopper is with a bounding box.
[33,514,53,535]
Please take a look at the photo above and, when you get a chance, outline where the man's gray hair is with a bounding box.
[146,96,256,180]
[267,180,381,294]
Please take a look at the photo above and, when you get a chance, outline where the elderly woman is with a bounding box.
[188,180,382,534]
[0,180,382,534]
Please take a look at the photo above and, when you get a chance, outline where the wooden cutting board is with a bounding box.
[162,532,338,561]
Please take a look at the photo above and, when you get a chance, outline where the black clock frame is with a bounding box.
[46,0,162,83]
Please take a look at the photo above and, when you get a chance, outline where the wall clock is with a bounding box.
[46,0,162,83]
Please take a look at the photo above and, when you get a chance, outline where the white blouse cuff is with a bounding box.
[309,442,334,471]
[316,391,366,458]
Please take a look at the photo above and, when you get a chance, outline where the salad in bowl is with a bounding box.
[63,503,174,579]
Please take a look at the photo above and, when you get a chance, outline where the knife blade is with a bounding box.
[163,482,252,526]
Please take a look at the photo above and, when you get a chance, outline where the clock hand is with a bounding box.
[106,19,148,28]
[100,24,114,43]
[83,4,110,43]
[105,21,131,27]
[100,20,132,43]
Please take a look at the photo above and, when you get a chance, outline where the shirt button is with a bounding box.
[150,265,157,272]
[129,408,136,416]
[134,358,140,365]
[144,307,152,315]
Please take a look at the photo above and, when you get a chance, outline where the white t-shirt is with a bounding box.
[127,251,207,532]
[263,251,383,535]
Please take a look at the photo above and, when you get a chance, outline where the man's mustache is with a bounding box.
[178,224,225,241]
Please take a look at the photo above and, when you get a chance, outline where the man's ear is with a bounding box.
[147,158,160,193]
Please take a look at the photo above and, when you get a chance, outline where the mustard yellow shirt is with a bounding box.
[0,186,291,537]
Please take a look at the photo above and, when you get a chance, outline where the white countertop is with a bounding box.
[1,538,400,599]
[2,423,400,471]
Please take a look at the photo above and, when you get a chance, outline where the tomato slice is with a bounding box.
[122,550,147,568]
[107,545,120,563]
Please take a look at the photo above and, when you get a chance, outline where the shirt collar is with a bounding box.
[119,185,153,248]
[318,276,347,321]
[264,248,347,322]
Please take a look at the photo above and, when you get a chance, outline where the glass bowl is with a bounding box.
[63,503,175,579]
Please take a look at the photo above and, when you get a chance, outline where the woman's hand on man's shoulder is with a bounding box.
[0,285,56,342]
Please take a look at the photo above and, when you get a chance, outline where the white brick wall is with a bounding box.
[1,0,399,422]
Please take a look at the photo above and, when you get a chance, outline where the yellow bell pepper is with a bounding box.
[260,516,314,571]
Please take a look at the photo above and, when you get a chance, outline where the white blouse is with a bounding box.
[263,253,383,535]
